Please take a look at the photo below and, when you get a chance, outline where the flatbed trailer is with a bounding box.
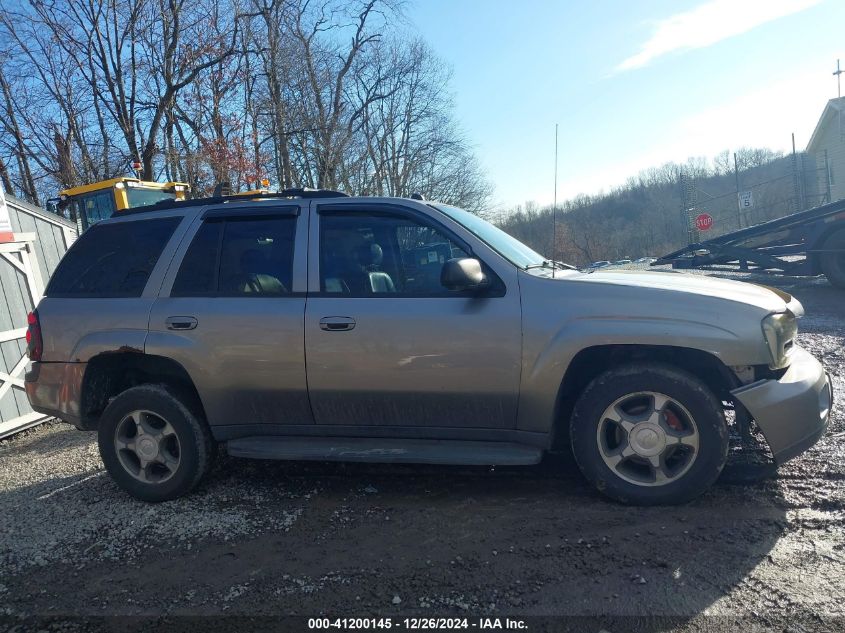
[653,198,845,288]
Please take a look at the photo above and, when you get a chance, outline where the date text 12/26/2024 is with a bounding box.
[308,618,528,630]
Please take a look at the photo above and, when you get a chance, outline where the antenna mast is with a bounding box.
[553,123,558,264]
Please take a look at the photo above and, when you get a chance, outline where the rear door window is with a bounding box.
[171,216,296,297]
[170,222,221,296]
[46,217,181,297]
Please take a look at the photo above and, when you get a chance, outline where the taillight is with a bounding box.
[26,310,42,361]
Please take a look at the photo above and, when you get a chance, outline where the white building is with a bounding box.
[806,96,845,203]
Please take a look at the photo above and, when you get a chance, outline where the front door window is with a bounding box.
[319,212,469,296]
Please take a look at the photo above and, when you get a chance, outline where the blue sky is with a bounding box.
[407,0,844,212]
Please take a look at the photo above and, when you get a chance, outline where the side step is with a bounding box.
[226,436,543,466]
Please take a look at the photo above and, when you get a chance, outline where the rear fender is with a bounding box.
[69,330,146,363]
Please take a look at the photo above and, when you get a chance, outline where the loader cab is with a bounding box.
[48,177,190,233]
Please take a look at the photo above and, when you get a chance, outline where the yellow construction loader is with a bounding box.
[48,177,190,232]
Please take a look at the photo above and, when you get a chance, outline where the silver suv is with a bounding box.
[24,190,833,504]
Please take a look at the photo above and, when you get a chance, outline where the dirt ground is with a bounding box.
[1,271,844,633]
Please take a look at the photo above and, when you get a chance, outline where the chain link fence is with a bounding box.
[681,152,831,244]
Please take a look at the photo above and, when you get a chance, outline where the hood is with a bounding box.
[560,269,802,315]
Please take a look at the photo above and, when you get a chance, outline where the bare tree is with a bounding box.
[0,0,494,211]
[0,64,39,203]
[352,38,491,211]
[287,0,395,188]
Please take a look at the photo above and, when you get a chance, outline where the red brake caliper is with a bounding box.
[665,408,684,431]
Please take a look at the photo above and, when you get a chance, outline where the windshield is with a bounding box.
[126,187,176,209]
[431,203,547,269]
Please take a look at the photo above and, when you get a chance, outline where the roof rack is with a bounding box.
[113,187,349,217]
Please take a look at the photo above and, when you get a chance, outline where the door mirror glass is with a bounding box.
[441,258,487,291]
[45,198,60,216]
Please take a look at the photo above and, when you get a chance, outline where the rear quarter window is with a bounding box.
[46,217,181,298]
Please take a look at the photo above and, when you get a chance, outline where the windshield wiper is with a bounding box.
[524,260,555,271]
[524,260,576,271]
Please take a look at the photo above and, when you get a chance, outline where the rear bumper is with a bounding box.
[731,347,832,464]
[24,361,85,428]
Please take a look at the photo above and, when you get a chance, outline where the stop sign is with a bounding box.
[694,213,713,231]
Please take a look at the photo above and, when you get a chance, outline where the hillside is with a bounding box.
[495,147,827,265]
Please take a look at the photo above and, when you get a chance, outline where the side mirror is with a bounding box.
[441,257,488,292]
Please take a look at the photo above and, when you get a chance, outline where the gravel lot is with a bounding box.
[1,270,844,632]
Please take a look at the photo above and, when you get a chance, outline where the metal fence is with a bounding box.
[680,151,831,244]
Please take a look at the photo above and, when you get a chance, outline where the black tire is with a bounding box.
[570,363,729,505]
[820,229,845,289]
[97,384,215,502]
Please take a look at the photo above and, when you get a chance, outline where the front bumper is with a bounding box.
[731,347,832,464]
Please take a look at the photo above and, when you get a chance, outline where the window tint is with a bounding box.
[171,222,221,296]
[46,217,180,298]
[320,213,469,295]
[172,216,296,297]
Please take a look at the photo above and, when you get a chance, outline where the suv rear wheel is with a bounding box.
[97,384,215,502]
[570,363,729,505]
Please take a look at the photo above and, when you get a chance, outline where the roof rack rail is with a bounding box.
[112,187,349,217]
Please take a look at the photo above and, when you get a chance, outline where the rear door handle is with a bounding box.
[319,316,356,332]
[165,316,198,331]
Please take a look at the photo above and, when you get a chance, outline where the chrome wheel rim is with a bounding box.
[114,410,181,484]
[596,391,699,487]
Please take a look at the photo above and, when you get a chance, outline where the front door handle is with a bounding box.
[319,316,356,332]
[165,316,198,331]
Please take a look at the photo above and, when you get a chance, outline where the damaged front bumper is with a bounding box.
[731,347,832,464]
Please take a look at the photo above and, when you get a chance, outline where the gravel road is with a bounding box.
[1,271,843,632]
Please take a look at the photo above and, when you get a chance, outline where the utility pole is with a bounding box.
[552,123,558,264]
[791,133,802,213]
[835,59,843,98]
[680,171,698,245]
[733,152,742,229]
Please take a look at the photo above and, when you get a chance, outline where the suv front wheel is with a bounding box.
[570,363,729,505]
[98,384,215,502]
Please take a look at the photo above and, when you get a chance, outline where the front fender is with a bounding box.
[515,272,777,436]
[516,316,767,435]
[528,315,746,385]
